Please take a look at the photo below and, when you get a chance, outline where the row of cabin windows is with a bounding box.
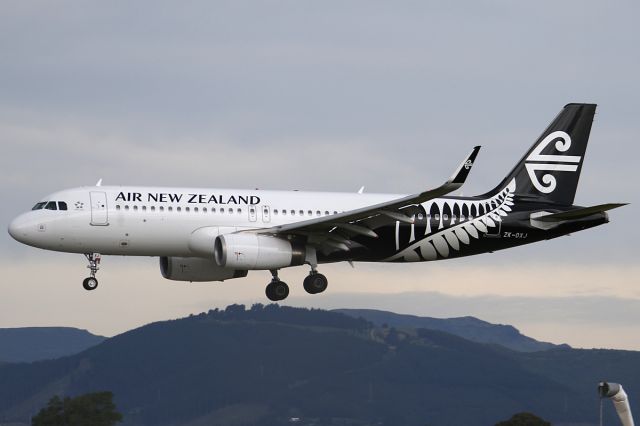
[415,213,476,221]
[32,201,67,211]
[112,205,475,221]
[116,205,242,214]
[114,205,341,216]
[272,209,338,216]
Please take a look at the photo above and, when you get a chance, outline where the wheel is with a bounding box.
[265,281,289,301]
[82,277,98,291]
[303,273,328,295]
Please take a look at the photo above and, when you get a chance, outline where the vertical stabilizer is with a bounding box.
[489,103,596,205]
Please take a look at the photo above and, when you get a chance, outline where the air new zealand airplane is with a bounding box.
[8,103,625,301]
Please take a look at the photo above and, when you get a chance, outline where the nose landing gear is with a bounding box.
[82,253,101,291]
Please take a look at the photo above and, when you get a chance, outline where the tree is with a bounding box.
[495,412,551,426]
[32,391,122,426]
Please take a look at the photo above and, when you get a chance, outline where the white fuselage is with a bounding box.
[8,186,400,257]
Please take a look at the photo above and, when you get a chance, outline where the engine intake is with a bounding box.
[214,233,305,270]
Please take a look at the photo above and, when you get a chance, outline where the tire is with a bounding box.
[82,277,98,291]
[272,281,289,301]
[266,281,289,301]
[303,273,328,294]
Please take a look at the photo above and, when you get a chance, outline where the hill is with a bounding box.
[334,308,567,352]
[0,305,636,426]
[0,327,106,363]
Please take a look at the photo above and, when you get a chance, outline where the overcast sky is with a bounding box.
[1,1,638,349]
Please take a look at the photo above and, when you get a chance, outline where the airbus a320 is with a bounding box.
[8,103,625,301]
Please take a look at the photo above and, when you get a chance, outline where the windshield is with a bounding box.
[31,201,68,211]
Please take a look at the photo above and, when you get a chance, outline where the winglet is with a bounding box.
[448,146,481,187]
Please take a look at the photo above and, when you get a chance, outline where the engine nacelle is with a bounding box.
[214,233,305,270]
[160,256,248,282]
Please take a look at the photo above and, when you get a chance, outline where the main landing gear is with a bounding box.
[265,270,289,302]
[82,253,101,291]
[264,269,329,302]
[303,271,328,295]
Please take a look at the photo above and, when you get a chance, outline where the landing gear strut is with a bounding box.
[265,270,289,302]
[303,247,328,295]
[82,253,101,291]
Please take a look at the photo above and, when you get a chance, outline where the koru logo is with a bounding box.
[464,159,473,170]
[524,131,581,194]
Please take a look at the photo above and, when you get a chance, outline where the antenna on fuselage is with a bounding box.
[96,179,103,187]
[357,186,365,194]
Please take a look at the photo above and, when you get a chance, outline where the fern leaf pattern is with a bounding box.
[385,178,516,262]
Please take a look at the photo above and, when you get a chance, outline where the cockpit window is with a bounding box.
[58,202,68,210]
[32,202,46,210]
[45,201,57,210]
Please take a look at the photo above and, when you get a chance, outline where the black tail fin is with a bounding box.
[488,103,597,205]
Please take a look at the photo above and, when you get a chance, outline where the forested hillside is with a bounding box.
[0,305,635,426]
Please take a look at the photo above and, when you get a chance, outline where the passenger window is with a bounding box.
[237,208,242,214]
[185,207,190,212]
[168,206,173,212]
[211,208,216,213]
[325,211,329,215]
[176,207,181,212]
[220,208,225,213]
[116,205,121,211]
[159,206,164,212]
[202,207,207,212]
[333,211,338,215]
[299,210,304,216]
[316,210,321,216]
[133,206,138,211]
[58,202,68,210]
[291,210,296,216]
[45,201,57,210]
[151,206,156,211]
[282,210,287,216]
[307,210,312,216]
[194,207,198,212]
[125,205,130,211]
[274,209,279,215]
[142,206,147,211]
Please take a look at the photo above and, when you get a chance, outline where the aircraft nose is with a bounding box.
[8,214,30,243]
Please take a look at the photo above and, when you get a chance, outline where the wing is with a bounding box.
[254,146,481,252]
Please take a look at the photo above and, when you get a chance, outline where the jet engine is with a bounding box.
[160,256,248,282]
[214,233,305,270]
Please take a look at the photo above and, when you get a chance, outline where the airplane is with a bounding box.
[8,103,625,301]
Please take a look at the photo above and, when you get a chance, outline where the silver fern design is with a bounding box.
[386,178,516,262]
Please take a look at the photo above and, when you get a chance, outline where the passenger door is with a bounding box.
[90,191,109,226]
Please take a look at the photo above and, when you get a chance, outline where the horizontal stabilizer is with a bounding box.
[536,203,627,222]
